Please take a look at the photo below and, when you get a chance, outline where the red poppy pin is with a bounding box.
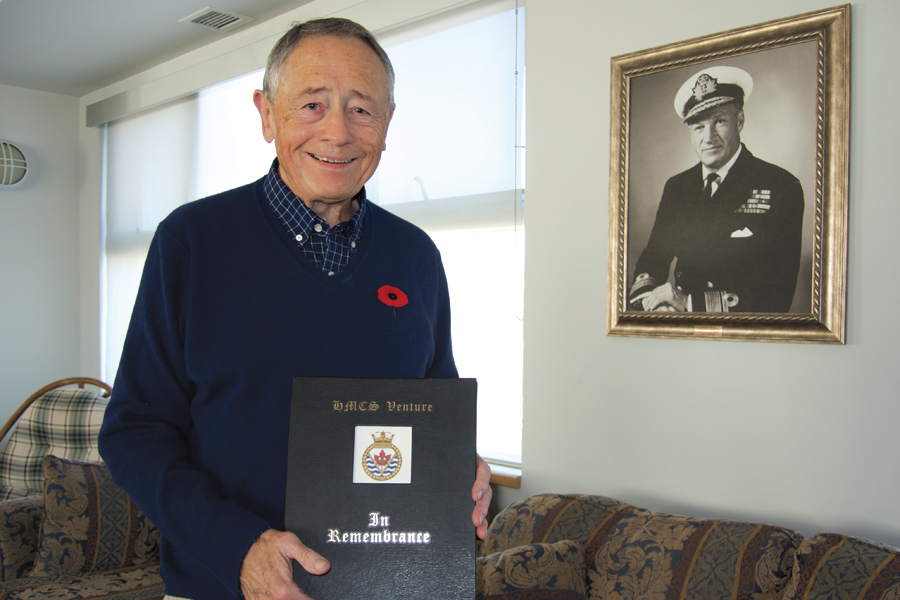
[378,285,409,308]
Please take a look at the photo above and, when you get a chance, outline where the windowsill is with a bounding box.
[487,462,521,489]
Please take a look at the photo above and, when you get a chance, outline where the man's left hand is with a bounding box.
[472,454,492,540]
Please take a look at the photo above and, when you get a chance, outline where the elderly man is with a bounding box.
[629,66,804,313]
[99,18,491,600]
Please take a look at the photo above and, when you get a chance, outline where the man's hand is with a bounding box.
[642,283,689,312]
[473,454,492,540]
[240,529,330,600]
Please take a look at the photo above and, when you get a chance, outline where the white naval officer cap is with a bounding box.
[673,66,754,123]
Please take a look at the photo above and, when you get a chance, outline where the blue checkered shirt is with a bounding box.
[263,160,366,275]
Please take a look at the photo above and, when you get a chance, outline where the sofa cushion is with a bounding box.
[0,495,43,581]
[29,456,160,578]
[477,539,587,599]
[0,388,107,501]
[481,494,631,556]
[585,506,803,600]
[784,533,900,600]
[482,494,801,600]
[0,563,163,599]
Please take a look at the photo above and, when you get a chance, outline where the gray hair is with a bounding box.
[262,18,395,108]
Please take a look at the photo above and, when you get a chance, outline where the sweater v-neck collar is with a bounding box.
[252,177,372,288]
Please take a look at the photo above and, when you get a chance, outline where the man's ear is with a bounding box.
[253,90,276,144]
[737,109,745,133]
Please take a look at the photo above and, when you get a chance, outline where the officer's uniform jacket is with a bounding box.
[630,145,804,313]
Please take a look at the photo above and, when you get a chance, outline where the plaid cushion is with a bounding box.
[0,388,108,501]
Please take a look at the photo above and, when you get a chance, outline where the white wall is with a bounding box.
[0,84,80,415]
[499,0,900,548]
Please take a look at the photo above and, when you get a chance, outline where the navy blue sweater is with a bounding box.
[98,176,457,598]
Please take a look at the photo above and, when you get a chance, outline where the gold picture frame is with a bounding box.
[607,5,850,344]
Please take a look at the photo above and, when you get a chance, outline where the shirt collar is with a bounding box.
[264,158,367,242]
[702,143,742,183]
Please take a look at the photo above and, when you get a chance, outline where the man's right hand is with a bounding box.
[240,529,330,600]
[642,283,689,312]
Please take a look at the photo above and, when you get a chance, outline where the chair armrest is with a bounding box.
[0,494,43,581]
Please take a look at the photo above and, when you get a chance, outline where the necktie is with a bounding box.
[702,172,720,200]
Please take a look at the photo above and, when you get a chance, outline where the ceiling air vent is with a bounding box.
[180,7,253,32]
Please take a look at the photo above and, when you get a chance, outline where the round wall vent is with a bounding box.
[0,141,28,188]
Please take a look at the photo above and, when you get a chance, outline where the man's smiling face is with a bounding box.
[254,34,394,210]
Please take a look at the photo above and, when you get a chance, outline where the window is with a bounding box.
[376,4,526,464]
[103,76,275,382]
[103,0,525,465]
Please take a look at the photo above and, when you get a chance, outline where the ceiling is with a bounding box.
[0,0,314,97]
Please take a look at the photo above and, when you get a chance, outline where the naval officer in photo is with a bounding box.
[629,66,804,313]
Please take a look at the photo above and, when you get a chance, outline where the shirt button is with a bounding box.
[295,234,303,242]
[314,224,323,233]
[328,271,335,276]
[351,242,356,249]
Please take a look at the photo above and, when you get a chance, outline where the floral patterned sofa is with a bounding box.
[5,469,899,599]
[476,493,900,600]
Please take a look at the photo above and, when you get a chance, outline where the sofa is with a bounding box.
[476,493,900,600]
[4,484,898,598]
[0,378,165,598]
[0,456,164,599]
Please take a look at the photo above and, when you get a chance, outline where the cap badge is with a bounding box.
[692,74,718,101]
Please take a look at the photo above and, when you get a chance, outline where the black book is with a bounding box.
[285,377,477,599]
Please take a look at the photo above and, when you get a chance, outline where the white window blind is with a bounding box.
[104,95,199,382]
[104,73,275,381]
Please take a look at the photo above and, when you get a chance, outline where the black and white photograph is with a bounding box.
[627,47,816,314]
[607,6,850,343]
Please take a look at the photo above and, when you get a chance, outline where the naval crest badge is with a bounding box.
[353,426,412,484]
[363,431,401,481]
[692,74,718,101]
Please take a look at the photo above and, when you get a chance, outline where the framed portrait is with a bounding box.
[607,5,850,344]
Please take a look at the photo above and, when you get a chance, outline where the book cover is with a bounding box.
[285,377,478,599]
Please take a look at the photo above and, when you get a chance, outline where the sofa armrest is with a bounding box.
[0,494,43,581]
[480,494,631,556]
